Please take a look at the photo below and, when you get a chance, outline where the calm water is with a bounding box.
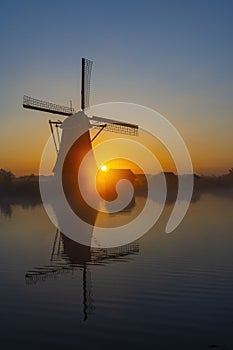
[0,193,233,350]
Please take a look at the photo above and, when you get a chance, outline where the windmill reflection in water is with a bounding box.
[25,229,139,321]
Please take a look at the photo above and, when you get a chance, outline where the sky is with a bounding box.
[0,0,232,176]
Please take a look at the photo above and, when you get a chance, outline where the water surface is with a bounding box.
[0,193,233,349]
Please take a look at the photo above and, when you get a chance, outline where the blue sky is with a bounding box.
[0,0,233,174]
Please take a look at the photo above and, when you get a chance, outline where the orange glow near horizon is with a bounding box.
[1,114,233,177]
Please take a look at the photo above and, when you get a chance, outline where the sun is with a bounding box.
[100,165,108,172]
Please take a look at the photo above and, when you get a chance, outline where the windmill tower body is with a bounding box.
[54,111,98,226]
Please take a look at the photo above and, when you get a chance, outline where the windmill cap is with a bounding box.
[61,111,90,129]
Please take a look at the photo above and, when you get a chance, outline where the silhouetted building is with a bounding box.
[97,168,136,203]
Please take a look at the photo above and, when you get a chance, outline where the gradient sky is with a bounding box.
[0,0,232,175]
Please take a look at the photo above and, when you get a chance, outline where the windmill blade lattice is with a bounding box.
[81,58,93,110]
[23,95,75,116]
[90,115,139,136]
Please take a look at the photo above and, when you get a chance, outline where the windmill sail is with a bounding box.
[90,115,139,136]
[23,95,75,116]
[81,58,93,110]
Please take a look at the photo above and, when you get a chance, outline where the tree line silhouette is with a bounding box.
[0,167,233,200]
[0,169,40,197]
[0,168,232,218]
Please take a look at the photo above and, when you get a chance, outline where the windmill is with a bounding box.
[23,58,138,155]
[23,57,139,243]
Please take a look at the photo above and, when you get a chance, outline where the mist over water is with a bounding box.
[0,192,233,349]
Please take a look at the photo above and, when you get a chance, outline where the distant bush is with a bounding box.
[0,169,40,197]
[0,169,15,194]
